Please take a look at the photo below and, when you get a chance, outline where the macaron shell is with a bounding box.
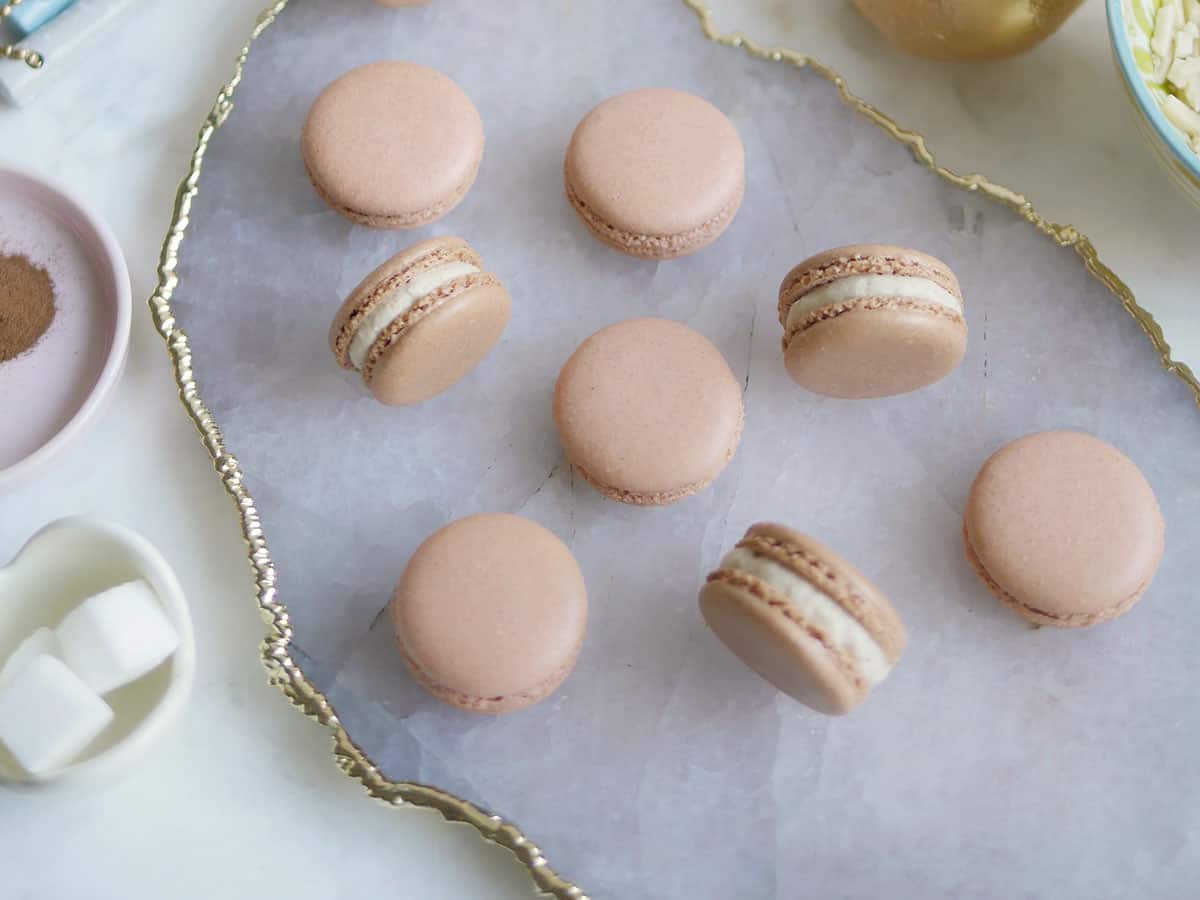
[564,88,744,257]
[741,522,907,663]
[328,236,479,363]
[964,431,1165,626]
[302,62,484,227]
[367,280,511,406]
[553,318,743,504]
[784,303,968,399]
[700,576,865,715]
[398,639,577,714]
[566,177,744,260]
[392,514,587,711]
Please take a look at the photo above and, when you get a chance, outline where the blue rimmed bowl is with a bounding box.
[1109,0,1200,205]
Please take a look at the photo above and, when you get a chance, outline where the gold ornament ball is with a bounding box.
[850,0,1086,60]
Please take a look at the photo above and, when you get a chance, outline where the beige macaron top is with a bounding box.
[564,88,745,252]
[302,62,484,227]
[553,318,744,505]
[391,514,588,711]
[964,431,1165,626]
[329,236,482,365]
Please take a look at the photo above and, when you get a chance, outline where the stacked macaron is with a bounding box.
[391,514,587,714]
[303,61,484,230]
[553,318,744,506]
[963,431,1164,627]
[564,88,745,259]
[777,244,968,399]
[329,237,510,407]
[700,525,906,715]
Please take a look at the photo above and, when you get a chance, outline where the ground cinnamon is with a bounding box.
[0,253,56,364]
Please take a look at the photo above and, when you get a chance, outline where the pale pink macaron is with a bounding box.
[964,431,1165,627]
[564,88,745,259]
[302,61,483,229]
[329,236,510,406]
[701,523,907,715]
[554,318,744,505]
[778,244,968,398]
[391,514,588,713]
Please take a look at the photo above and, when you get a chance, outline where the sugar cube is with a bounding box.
[0,654,114,775]
[0,627,61,690]
[56,581,180,695]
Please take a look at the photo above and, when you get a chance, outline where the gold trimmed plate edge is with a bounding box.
[145,3,1200,900]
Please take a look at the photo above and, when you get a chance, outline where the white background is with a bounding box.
[1,1,1196,898]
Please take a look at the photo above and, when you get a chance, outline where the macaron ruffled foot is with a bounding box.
[302,61,483,229]
[699,524,906,715]
[329,236,511,406]
[777,244,968,399]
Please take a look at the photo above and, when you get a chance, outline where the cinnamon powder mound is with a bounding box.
[0,253,56,364]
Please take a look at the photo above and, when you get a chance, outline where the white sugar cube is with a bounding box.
[0,627,61,690]
[56,581,179,695]
[0,654,114,775]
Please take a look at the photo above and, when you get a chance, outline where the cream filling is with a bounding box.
[784,274,962,332]
[348,261,480,369]
[720,547,891,686]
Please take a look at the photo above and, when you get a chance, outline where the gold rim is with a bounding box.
[147,3,1200,899]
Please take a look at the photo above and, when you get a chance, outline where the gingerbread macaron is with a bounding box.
[391,514,588,713]
[329,237,510,406]
[302,61,483,228]
[778,244,967,398]
[964,431,1165,627]
[554,318,744,505]
[564,88,745,259]
[700,524,906,715]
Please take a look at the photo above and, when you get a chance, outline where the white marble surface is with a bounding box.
[0,2,1197,899]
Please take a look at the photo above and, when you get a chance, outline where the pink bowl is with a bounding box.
[0,165,131,490]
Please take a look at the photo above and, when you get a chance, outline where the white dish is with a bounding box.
[0,517,195,791]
